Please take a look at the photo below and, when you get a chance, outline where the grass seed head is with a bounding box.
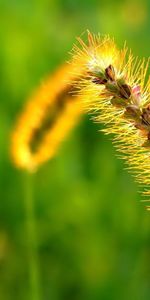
[71,31,150,208]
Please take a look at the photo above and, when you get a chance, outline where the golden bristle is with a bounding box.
[70,32,150,208]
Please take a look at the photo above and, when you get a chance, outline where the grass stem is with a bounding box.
[24,172,41,300]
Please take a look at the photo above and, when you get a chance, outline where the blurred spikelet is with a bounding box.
[71,31,150,209]
[11,63,82,172]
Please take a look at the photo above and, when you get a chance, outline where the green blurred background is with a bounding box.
[0,0,150,299]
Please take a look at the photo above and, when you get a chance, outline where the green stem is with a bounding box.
[24,172,41,300]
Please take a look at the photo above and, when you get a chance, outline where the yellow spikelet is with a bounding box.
[11,63,83,172]
[71,32,150,208]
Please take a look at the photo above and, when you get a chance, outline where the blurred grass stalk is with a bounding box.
[24,172,41,300]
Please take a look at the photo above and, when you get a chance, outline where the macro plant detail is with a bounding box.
[70,32,150,209]
[4,0,150,297]
[11,31,150,209]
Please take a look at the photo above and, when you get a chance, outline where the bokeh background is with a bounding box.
[0,0,150,299]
